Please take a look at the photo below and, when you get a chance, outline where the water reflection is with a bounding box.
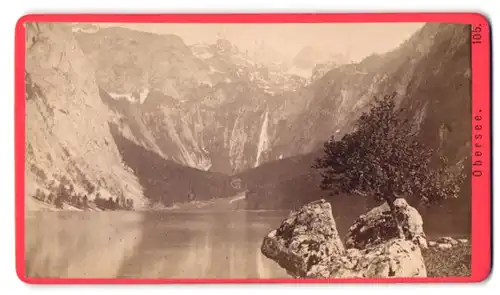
[25,207,468,279]
[24,210,290,279]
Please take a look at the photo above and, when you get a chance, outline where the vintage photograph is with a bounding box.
[24,21,471,279]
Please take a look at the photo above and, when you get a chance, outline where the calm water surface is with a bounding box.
[25,210,291,279]
[24,208,469,279]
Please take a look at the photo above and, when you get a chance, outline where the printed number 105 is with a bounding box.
[472,25,483,44]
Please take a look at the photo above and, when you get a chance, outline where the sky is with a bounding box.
[96,22,425,63]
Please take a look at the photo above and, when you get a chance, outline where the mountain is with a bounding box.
[248,40,290,69]
[73,23,470,188]
[74,27,313,174]
[25,22,471,220]
[25,23,241,210]
[190,39,306,94]
[76,27,209,102]
[73,27,374,175]
[24,23,145,208]
[235,23,472,235]
[76,28,305,100]
[289,46,351,79]
[108,123,238,206]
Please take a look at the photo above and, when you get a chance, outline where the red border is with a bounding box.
[15,13,492,284]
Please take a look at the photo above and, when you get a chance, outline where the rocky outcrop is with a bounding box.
[345,198,428,250]
[261,199,345,277]
[76,26,207,98]
[308,239,426,278]
[261,199,427,278]
[235,23,471,232]
[25,22,145,209]
[73,23,471,195]
[74,27,310,174]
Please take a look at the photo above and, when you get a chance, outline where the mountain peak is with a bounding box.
[214,38,239,55]
[292,46,350,71]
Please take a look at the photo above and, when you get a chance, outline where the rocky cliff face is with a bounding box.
[273,23,471,156]
[25,23,145,209]
[75,24,470,177]
[76,27,208,100]
[25,22,471,215]
[75,27,359,175]
[74,27,318,174]
[240,24,471,236]
[242,23,471,202]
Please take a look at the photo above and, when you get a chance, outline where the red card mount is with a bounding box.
[15,13,491,284]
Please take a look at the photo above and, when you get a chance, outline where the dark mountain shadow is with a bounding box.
[237,151,471,237]
[108,122,237,207]
[235,151,374,235]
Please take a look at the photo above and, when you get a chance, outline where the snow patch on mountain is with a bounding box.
[287,66,311,79]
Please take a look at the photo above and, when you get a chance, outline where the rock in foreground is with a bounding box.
[261,199,428,278]
[260,199,345,277]
[308,239,426,278]
[345,198,428,250]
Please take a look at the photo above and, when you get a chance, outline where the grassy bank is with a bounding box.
[423,244,471,277]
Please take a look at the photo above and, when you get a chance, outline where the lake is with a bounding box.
[24,207,469,279]
[24,210,292,279]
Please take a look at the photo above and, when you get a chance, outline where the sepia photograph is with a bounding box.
[23,20,472,280]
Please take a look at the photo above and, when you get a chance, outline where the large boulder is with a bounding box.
[260,199,345,277]
[345,198,428,250]
[261,199,428,278]
[307,239,427,278]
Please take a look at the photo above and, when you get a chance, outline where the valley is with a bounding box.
[25,22,471,235]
